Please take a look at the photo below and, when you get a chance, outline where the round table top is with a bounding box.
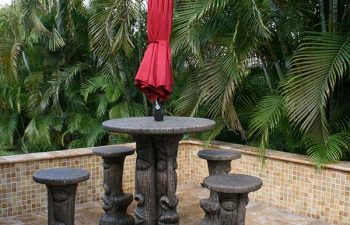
[102,116,215,135]
[198,149,241,161]
[203,174,263,194]
[92,146,135,157]
[33,168,90,186]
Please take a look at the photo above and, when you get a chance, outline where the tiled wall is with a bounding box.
[0,141,349,225]
[187,141,350,225]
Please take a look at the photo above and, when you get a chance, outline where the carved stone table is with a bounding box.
[202,174,263,225]
[33,168,90,225]
[198,149,241,225]
[102,116,215,225]
[93,146,136,225]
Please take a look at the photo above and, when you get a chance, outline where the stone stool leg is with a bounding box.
[198,149,241,176]
[207,160,232,175]
[198,149,241,225]
[33,168,90,225]
[202,174,263,225]
[47,184,78,225]
[93,146,135,225]
[199,198,220,225]
[217,193,249,225]
[100,156,134,225]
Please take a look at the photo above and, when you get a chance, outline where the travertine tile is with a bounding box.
[0,185,332,225]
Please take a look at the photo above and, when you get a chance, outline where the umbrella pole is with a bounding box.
[153,100,164,121]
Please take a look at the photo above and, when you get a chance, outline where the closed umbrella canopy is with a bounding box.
[135,0,174,103]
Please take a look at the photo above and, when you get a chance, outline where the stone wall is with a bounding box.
[0,141,349,225]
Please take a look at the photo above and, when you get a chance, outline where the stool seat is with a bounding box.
[203,174,262,194]
[33,168,90,186]
[92,145,135,157]
[198,149,241,161]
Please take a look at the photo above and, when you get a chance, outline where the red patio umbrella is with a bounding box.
[135,0,174,106]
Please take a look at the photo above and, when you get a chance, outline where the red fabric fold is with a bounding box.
[135,0,174,102]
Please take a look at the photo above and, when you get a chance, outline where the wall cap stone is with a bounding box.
[1,140,350,173]
[0,143,135,165]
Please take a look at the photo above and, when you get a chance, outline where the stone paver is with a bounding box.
[0,185,332,225]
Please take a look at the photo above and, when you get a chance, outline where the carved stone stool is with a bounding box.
[198,149,241,175]
[93,146,135,225]
[33,168,90,225]
[201,174,263,225]
[198,149,241,225]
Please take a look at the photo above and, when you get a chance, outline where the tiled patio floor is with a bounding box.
[0,185,332,225]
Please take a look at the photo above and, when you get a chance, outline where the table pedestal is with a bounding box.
[134,134,182,225]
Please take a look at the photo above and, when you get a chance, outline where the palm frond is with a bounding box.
[24,114,57,148]
[174,75,202,116]
[109,102,131,118]
[20,0,51,36]
[89,0,136,58]
[0,112,18,149]
[304,133,350,166]
[0,38,22,85]
[248,95,284,151]
[284,32,350,135]
[48,28,66,51]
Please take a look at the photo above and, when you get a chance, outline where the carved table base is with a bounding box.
[134,134,182,225]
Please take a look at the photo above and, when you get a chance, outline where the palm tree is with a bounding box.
[172,0,350,165]
[0,1,103,153]
[172,0,271,139]
[86,0,146,118]
[249,0,350,165]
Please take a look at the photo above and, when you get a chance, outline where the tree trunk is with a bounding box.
[261,57,273,92]
[329,0,333,32]
[116,56,133,106]
[268,0,288,64]
[332,0,338,33]
[319,0,326,32]
[266,44,284,81]
[22,51,31,73]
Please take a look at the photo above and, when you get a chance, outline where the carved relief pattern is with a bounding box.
[100,157,134,225]
[200,160,233,225]
[134,135,157,225]
[47,184,77,225]
[133,134,183,225]
[199,198,220,225]
[207,160,232,176]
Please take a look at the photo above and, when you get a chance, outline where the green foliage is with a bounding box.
[285,32,350,135]
[304,133,350,166]
[248,95,284,151]
[173,0,350,165]
[0,0,349,166]
[0,0,145,154]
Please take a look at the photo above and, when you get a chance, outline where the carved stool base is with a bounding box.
[93,146,135,225]
[201,174,263,225]
[33,168,90,225]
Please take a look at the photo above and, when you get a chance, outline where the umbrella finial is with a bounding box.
[153,100,164,121]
